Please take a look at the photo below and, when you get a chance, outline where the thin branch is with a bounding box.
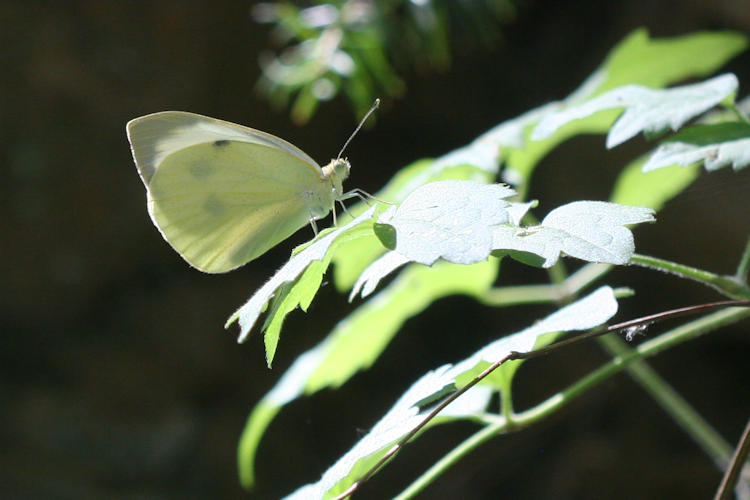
[714,417,750,500]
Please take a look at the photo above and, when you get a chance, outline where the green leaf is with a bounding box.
[610,155,699,211]
[643,122,750,172]
[235,259,499,487]
[225,207,377,360]
[332,104,570,289]
[237,401,280,489]
[285,365,493,499]
[503,29,747,184]
[601,29,748,92]
[532,74,739,148]
[237,344,330,489]
[283,287,618,498]
[663,122,750,144]
[371,181,653,271]
[450,286,618,391]
[306,259,500,392]
[260,259,329,367]
[356,194,530,298]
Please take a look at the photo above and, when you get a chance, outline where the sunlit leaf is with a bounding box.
[643,122,750,172]
[284,287,618,498]
[374,180,516,265]
[492,202,655,268]
[225,207,377,362]
[532,74,739,148]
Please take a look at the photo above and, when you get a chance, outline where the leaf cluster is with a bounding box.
[253,0,516,123]
[229,29,750,498]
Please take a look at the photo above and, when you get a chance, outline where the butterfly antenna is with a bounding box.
[337,98,380,159]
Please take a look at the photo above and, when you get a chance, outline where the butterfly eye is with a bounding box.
[333,159,351,178]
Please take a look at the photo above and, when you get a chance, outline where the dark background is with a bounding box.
[2,1,749,498]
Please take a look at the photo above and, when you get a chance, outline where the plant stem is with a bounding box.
[734,236,750,285]
[630,253,750,298]
[393,423,500,500]
[714,417,750,500]
[395,306,750,499]
[597,334,734,470]
[727,102,750,124]
[480,263,614,307]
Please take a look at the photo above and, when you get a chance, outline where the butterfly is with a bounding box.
[127,110,359,273]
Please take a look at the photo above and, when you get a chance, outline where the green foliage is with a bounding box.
[227,29,750,497]
[253,0,517,123]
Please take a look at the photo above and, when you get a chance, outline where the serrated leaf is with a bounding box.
[331,162,491,291]
[305,259,500,392]
[283,287,617,499]
[503,30,747,184]
[532,73,739,148]
[283,365,492,499]
[331,103,559,290]
[643,122,750,172]
[226,207,376,350]
[355,199,534,299]
[260,259,329,366]
[236,260,499,487]
[448,286,618,392]
[375,180,516,266]
[349,251,410,299]
[492,202,655,268]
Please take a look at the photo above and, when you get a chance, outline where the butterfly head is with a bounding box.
[322,158,351,196]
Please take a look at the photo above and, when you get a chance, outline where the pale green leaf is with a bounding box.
[284,365,493,499]
[643,122,750,172]
[306,259,500,392]
[283,287,617,499]
[448,286,618,392]
[504,29,747,183]
[532,74,739,148]
[352,198,534,299]
[600,29,747,92]
[610,155,699,211]
[235,259,499,486]
[226,207,376,348]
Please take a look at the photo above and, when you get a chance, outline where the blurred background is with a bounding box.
[2,1,749,498]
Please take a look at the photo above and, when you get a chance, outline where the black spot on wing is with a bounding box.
[213,139,230,147]
[189,161,214,179]
[203,194,226,216]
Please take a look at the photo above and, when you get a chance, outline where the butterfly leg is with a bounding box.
[309,217,319,237]
[337,200,355,220]
[340,189,394,206]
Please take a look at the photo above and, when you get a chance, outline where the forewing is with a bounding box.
[126,111,321,186]
[147,140,331,273]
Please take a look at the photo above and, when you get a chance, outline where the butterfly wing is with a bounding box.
[127,112,332,273]
[127,111,321,185]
